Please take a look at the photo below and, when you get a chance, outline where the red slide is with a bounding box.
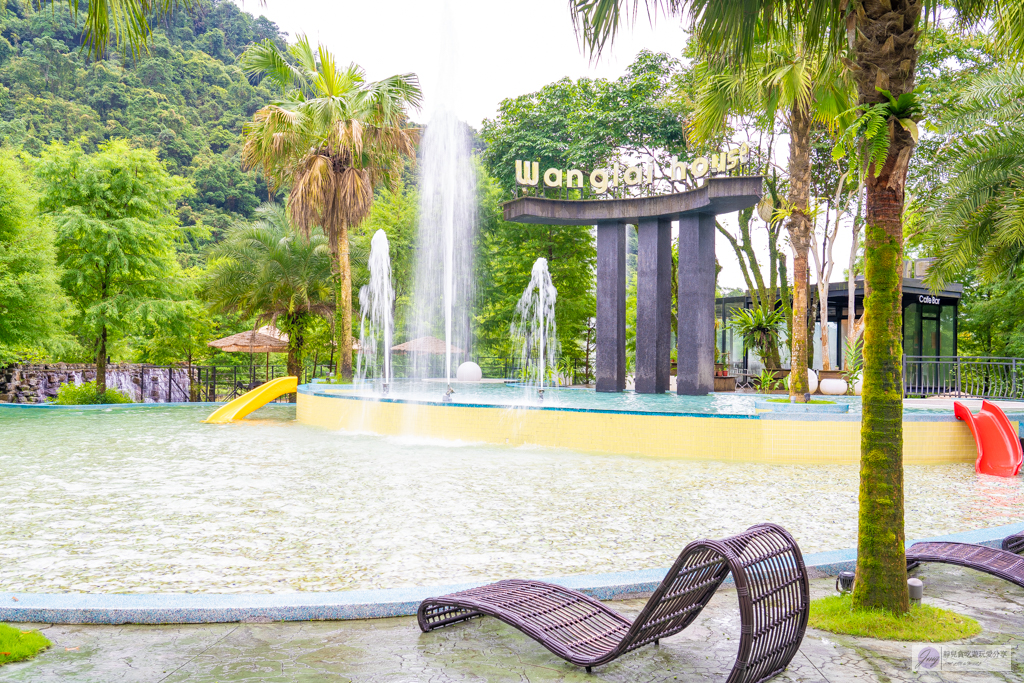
[954,400,1023,477]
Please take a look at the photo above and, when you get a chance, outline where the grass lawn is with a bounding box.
[810,595,981,641]
[0,624,51,665]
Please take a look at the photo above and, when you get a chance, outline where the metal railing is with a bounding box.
[133,363,335,403]
[903,356,1024,400]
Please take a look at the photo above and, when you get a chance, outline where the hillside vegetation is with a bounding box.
[0,0,282,244]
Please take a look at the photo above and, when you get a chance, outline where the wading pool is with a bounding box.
[3,403,1022,595]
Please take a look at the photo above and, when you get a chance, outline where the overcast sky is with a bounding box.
[242,0,857,290]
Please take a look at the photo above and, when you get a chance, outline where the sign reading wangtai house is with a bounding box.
[515,143,752,194]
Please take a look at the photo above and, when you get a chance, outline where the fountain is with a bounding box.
[409,108,476,397]
[357,230,395,393]
[512,258,559,399]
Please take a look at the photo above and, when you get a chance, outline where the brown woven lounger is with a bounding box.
[906,539,1024,588]
[418,523,809,682]
[1002,531,1024,556]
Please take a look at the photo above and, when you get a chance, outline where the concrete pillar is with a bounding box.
[596,221,626,392]
[635,218,672,394]
[677,213,715,395]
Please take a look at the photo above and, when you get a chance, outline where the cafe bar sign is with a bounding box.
[515,143,752,194]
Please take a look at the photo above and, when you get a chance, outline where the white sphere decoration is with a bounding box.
[806,369,819,394]
[853,378,863,396]
[820,378,849,395]
[456,361,483,382]
[785,369,819,394]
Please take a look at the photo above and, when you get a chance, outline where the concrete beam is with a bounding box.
[677,213,715,395]
[596,222,626,393]
[635,218,672,394]
[504,176,763,226]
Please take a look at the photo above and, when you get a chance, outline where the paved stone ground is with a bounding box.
[1,565,1021,682]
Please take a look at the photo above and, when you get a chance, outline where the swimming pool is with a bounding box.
[3,404,1021,594]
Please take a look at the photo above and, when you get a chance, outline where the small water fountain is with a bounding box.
[357,230,395,394]
[512,258,558,400]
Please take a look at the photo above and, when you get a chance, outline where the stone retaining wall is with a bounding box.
[0,364,191,403]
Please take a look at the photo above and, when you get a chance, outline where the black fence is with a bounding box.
[132,355,600,404]
[904,356,1024,400]
[133,363,334,403]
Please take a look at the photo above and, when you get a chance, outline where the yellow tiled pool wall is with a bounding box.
[297,391,989,465]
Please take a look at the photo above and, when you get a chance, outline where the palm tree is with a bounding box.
[570,0,1024,613]
[38,0,190,59]
[689,24,852,400]
[927,66,1024,284]
[204,203,335,379]
[239,36,421,380]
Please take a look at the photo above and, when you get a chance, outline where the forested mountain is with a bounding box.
[0,0,282,242]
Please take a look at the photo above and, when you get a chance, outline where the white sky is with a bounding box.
[243,0,856,290]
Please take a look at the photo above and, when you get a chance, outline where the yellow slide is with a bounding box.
[203,376,298,424]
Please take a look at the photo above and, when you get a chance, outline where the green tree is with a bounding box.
[690,27,851,395]
[239,35,421,380]
[569,0,1024,613]
[37,140,188,394]
[351,178,419,337]
[482,49,689,197]
[36,0,191,59]
[475,170,596,372]
[479,51,685,371]
[925,66,1024,284]
[0,1,283,231]
[0,150,71,364]
[204,203,335,378]
[131,268,218,367]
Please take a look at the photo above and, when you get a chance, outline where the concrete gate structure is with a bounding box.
[503,176,763,395]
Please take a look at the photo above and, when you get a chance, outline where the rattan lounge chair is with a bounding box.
[1002,531,1024,556]
[906,536,1024,589]
[418,523,809,682]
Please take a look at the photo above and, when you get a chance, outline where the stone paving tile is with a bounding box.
[1,565,1021,682]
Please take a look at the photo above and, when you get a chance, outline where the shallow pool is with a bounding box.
[327,379,1014,416]
[2,405,1021,594]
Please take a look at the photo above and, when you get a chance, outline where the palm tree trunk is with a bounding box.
[96,326,107,395]
[338,222,354,381]
[286,319,303,400]
[786,101,813,401]
[850,0,921,615]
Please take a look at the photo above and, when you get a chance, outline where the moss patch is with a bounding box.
[809,595,980,641]
[766,398,836,405]
[0,624,51,666]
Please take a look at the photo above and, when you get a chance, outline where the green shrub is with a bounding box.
[0,623,51,665]
[53,381,133,405]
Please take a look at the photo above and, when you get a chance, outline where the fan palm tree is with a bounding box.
[690,24,852,401]
[205,203,335,379]
[570,0,1024,613]
[926,66,1024,284]
[239,36,421,380]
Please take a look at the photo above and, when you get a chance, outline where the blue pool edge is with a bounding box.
[2,520,1020,625]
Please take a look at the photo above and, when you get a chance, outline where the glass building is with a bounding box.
[716,271,962,376]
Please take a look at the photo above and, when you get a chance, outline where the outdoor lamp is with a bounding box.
[836,571,855,594]
[908,578,924,602]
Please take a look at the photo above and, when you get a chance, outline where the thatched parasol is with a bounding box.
[391,336,463,354]
[207,325,289,353]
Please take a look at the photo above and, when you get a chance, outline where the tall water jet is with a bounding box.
[357,230,395,392]
[409,110,476,387]
[512,258,558,399]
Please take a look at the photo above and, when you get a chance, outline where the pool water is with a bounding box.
[2,405,1021,594]
[324,379,1015,416]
